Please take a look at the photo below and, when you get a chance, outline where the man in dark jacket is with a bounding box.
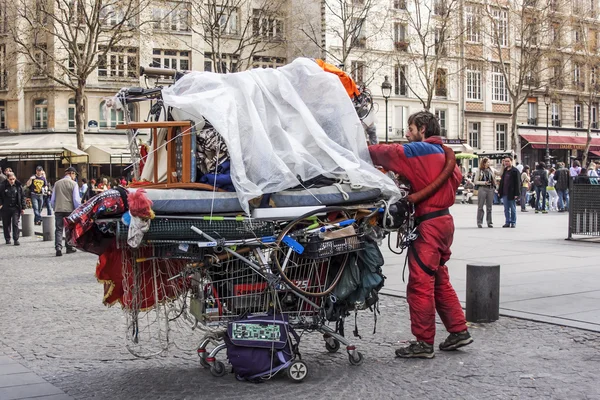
[0,172,26,245]
[498,156,521,228]
[369,111,472,359]
[553,162,570,212]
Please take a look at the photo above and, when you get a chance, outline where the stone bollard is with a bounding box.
[466,263,500,323]
[42,215,55,242]
[21,213,34,237]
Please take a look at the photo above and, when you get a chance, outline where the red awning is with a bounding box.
[520,134,600,151]
[591,150,600,158]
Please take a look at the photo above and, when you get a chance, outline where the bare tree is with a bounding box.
[297,0,388,85]
[482,0,570,158]
[390,0,462,110]
[189,0,287,73]
[6,0,149,153]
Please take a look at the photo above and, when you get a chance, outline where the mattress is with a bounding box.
[138,184,381,215]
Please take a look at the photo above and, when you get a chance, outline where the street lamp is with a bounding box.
[381,76,392,143]
[543,87,551,166]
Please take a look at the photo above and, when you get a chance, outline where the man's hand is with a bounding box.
[515,196,519,200]
[21,210,24,215]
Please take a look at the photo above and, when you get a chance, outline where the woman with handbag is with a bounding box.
[474,157,496,228]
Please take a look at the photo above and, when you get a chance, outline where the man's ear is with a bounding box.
[419,126,426,136]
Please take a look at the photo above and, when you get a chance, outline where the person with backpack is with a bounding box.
[532,163,549,213]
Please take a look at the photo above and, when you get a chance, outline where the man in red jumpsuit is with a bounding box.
[369,111,473,358]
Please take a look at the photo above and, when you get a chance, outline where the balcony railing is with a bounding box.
[573,81,585,90]
[351,37,367,48]
[592,122,598,129]
[551,119,561,127]
[395,41,409,51]
[435,88,448,97]
[575,121,583,128]
[527,118,537,125]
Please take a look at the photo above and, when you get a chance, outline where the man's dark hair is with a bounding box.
[504,156,513,161]
[537,162,546,169]
[407,111,440,138]
[82,178,87,183]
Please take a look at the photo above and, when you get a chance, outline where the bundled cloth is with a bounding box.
[65,189,127,255]
[126,189,155,248]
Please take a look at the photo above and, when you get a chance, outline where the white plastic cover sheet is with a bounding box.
[162,57,400,214]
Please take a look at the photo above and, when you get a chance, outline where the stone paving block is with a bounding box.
[0,364,30,376]
[0,356,18,365]
[0,372,46,388]
[0,382,64,400]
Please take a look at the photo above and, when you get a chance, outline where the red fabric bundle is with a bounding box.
[128,189,154,219]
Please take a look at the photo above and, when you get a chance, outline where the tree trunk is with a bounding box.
[75,82,88,179]
[583,108,592,167]
[510,109,521,162]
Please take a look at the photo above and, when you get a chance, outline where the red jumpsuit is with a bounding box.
[369,137,467,344]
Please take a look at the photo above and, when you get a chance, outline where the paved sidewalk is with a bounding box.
[0,352,72,400]
[381,203,600,331]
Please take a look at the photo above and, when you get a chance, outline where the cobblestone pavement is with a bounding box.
[1,237,600,400]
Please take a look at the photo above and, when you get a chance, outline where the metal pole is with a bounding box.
[545,103,550,165]
[385,97,389,143]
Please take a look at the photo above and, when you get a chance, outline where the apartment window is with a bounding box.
[0,100,5,129]
[394,23,408,51]
[527,100,537,125]
[393,0,407,9]
[252,56,285,69]
[465,6,481,43]
[99,101,135,128]
[216,6,238,35]
[152,2,190,32]
[0,2,6,33]
[435,29,446,55]
[252,9,284,40]
[152,49,190,71]
[68,98,75,129]
[35,0,48,24]
[97,47,138,79]
[592,103,598,128]
[33,99,48,129]
[33,45,47,77]
[351,61,366,85]
[492,64,508,102]
[435,68,447,97]
[394,65,407,96]
[573,63,583,89]
[574,27,584,47]
[492,8,508,47]
[435,109,447,136]
[573,0,583,14]
[525,20,538,46]
[551,24,561,47]
[551,63,563,89]
[350,17,366,48]
[434,0,446,15]
[205,53,240,73]
[468,122,480,148]
[466,63,482,100]
[574,102,583,128]
[0,44,5,89]
[551,102,561,126]
[495,123,507,151]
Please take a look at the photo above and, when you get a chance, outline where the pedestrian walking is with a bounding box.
[498,156,520,228]
[26,166,47,225]
[570,160,581,177]
[474,157,495,228]
[554,162,570,212]
[369,111,472,359]
[80,178,88,198]
[588,162,598,177]
[574,168,590,184]
[50,167,81,257]
[532,163,549,213]
[0,172,26,245]
[547,168,558,211]
[41,171,52,216]
[520,165,531,212]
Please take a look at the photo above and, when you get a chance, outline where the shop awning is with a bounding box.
[85,144,131,164]
[591,150,600,158]
[520,134,600,151]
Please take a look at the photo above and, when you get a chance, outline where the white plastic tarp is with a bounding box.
[162,57,400,214]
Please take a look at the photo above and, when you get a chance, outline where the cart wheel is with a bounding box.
[210,361,227,377]
[348,351,364,366]
[287,360,308,382]
[325,339,340,353]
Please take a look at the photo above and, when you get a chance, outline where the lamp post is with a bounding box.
[381,76,392,143]
[543,87,551,166]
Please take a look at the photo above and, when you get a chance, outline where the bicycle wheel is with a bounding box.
[271,207,355,297]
